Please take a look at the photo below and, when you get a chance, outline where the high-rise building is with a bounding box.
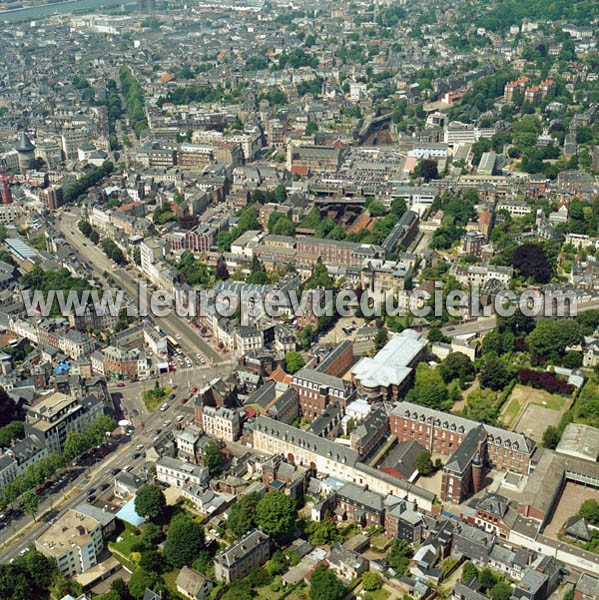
[39,185,64,210]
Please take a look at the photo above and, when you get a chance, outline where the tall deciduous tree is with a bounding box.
[462,560,479,582]
[512,244,552,283]
[577,499,599,526]
[22,490,38,522]
[415,450,434,476]
[134,485,166,521]
[309,566,346,600]
[386,539,413,575]
[284,351,305,374]
[407,364,448,409]
[163,514,204,568]
[127,569,163,600]
[374,327,389,352]
[542,426,560,449]
[227,492,261,537]
[203,441,223,476]
[255,491,297,538]
[479,358,512,391]
[439,352,475,384]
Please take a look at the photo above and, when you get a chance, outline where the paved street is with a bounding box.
[0,303,234,563]
[56,209,224,365]
[0,375,206,562]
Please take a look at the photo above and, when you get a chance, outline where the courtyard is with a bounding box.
[543,481,599,538]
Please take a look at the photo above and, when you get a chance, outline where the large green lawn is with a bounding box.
[255,577,288,600]
[501,397,521,427]
[365,588,390,600]
[531,394,567,411]
[109,525,142,558]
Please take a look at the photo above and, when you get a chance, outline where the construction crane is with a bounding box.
[0,171,12,205]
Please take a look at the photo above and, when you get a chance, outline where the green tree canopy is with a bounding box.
[407,364,449,409]
[479,358,513,391]
[462,560,479,582]
[255,491,297,538]
[464,389,500,424]
[542,425,561,449]
[309,566,346,600]
[526,319,582,362]
[134,485,166,521]
[304,519,341,546]
[362,571,383,591]
[490,580,513,600]
[22,490,39,521]
[577,499,599,526]
[438,352,475,384]
[374,327,388,352]
[127,568,163,600]
[0,565,34,600]
[415,450,434,476]
[284,351,305,374]
[163,514,204,568]
[203,441,224,476]
[386,538,413,575]
[227,492,261,538]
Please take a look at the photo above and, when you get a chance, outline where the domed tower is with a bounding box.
[15,131,35,174]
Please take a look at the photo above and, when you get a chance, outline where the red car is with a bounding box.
[191,387,198,393]
[116,382,125,388]
[181,397,188,404]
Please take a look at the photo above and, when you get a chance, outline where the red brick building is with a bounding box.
[389,402,535,503]
[290,368,355,419]
[315,340,354,377]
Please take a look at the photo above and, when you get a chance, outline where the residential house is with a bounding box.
[326,545,369,582]
[176,566,214,599]
[214,530,271,583]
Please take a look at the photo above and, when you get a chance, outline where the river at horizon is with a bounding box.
[0,0,134,24]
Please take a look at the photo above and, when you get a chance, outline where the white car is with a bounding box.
[163,419,172,427]
[176,415,184,422]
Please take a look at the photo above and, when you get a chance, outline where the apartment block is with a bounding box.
[35,509,107,577]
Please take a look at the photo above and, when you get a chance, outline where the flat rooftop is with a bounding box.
[30,392,75,417]
[36,509,99,557]
[556,423,599,462]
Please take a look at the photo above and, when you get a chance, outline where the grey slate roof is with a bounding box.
[338,482,384,513]
[381,439,426,479]
[444,425,485,474]
[215,529,269,568]
[293,367,347,392]
[473,492,509,519]
[565,517,592,541]
[253,416,360,467]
